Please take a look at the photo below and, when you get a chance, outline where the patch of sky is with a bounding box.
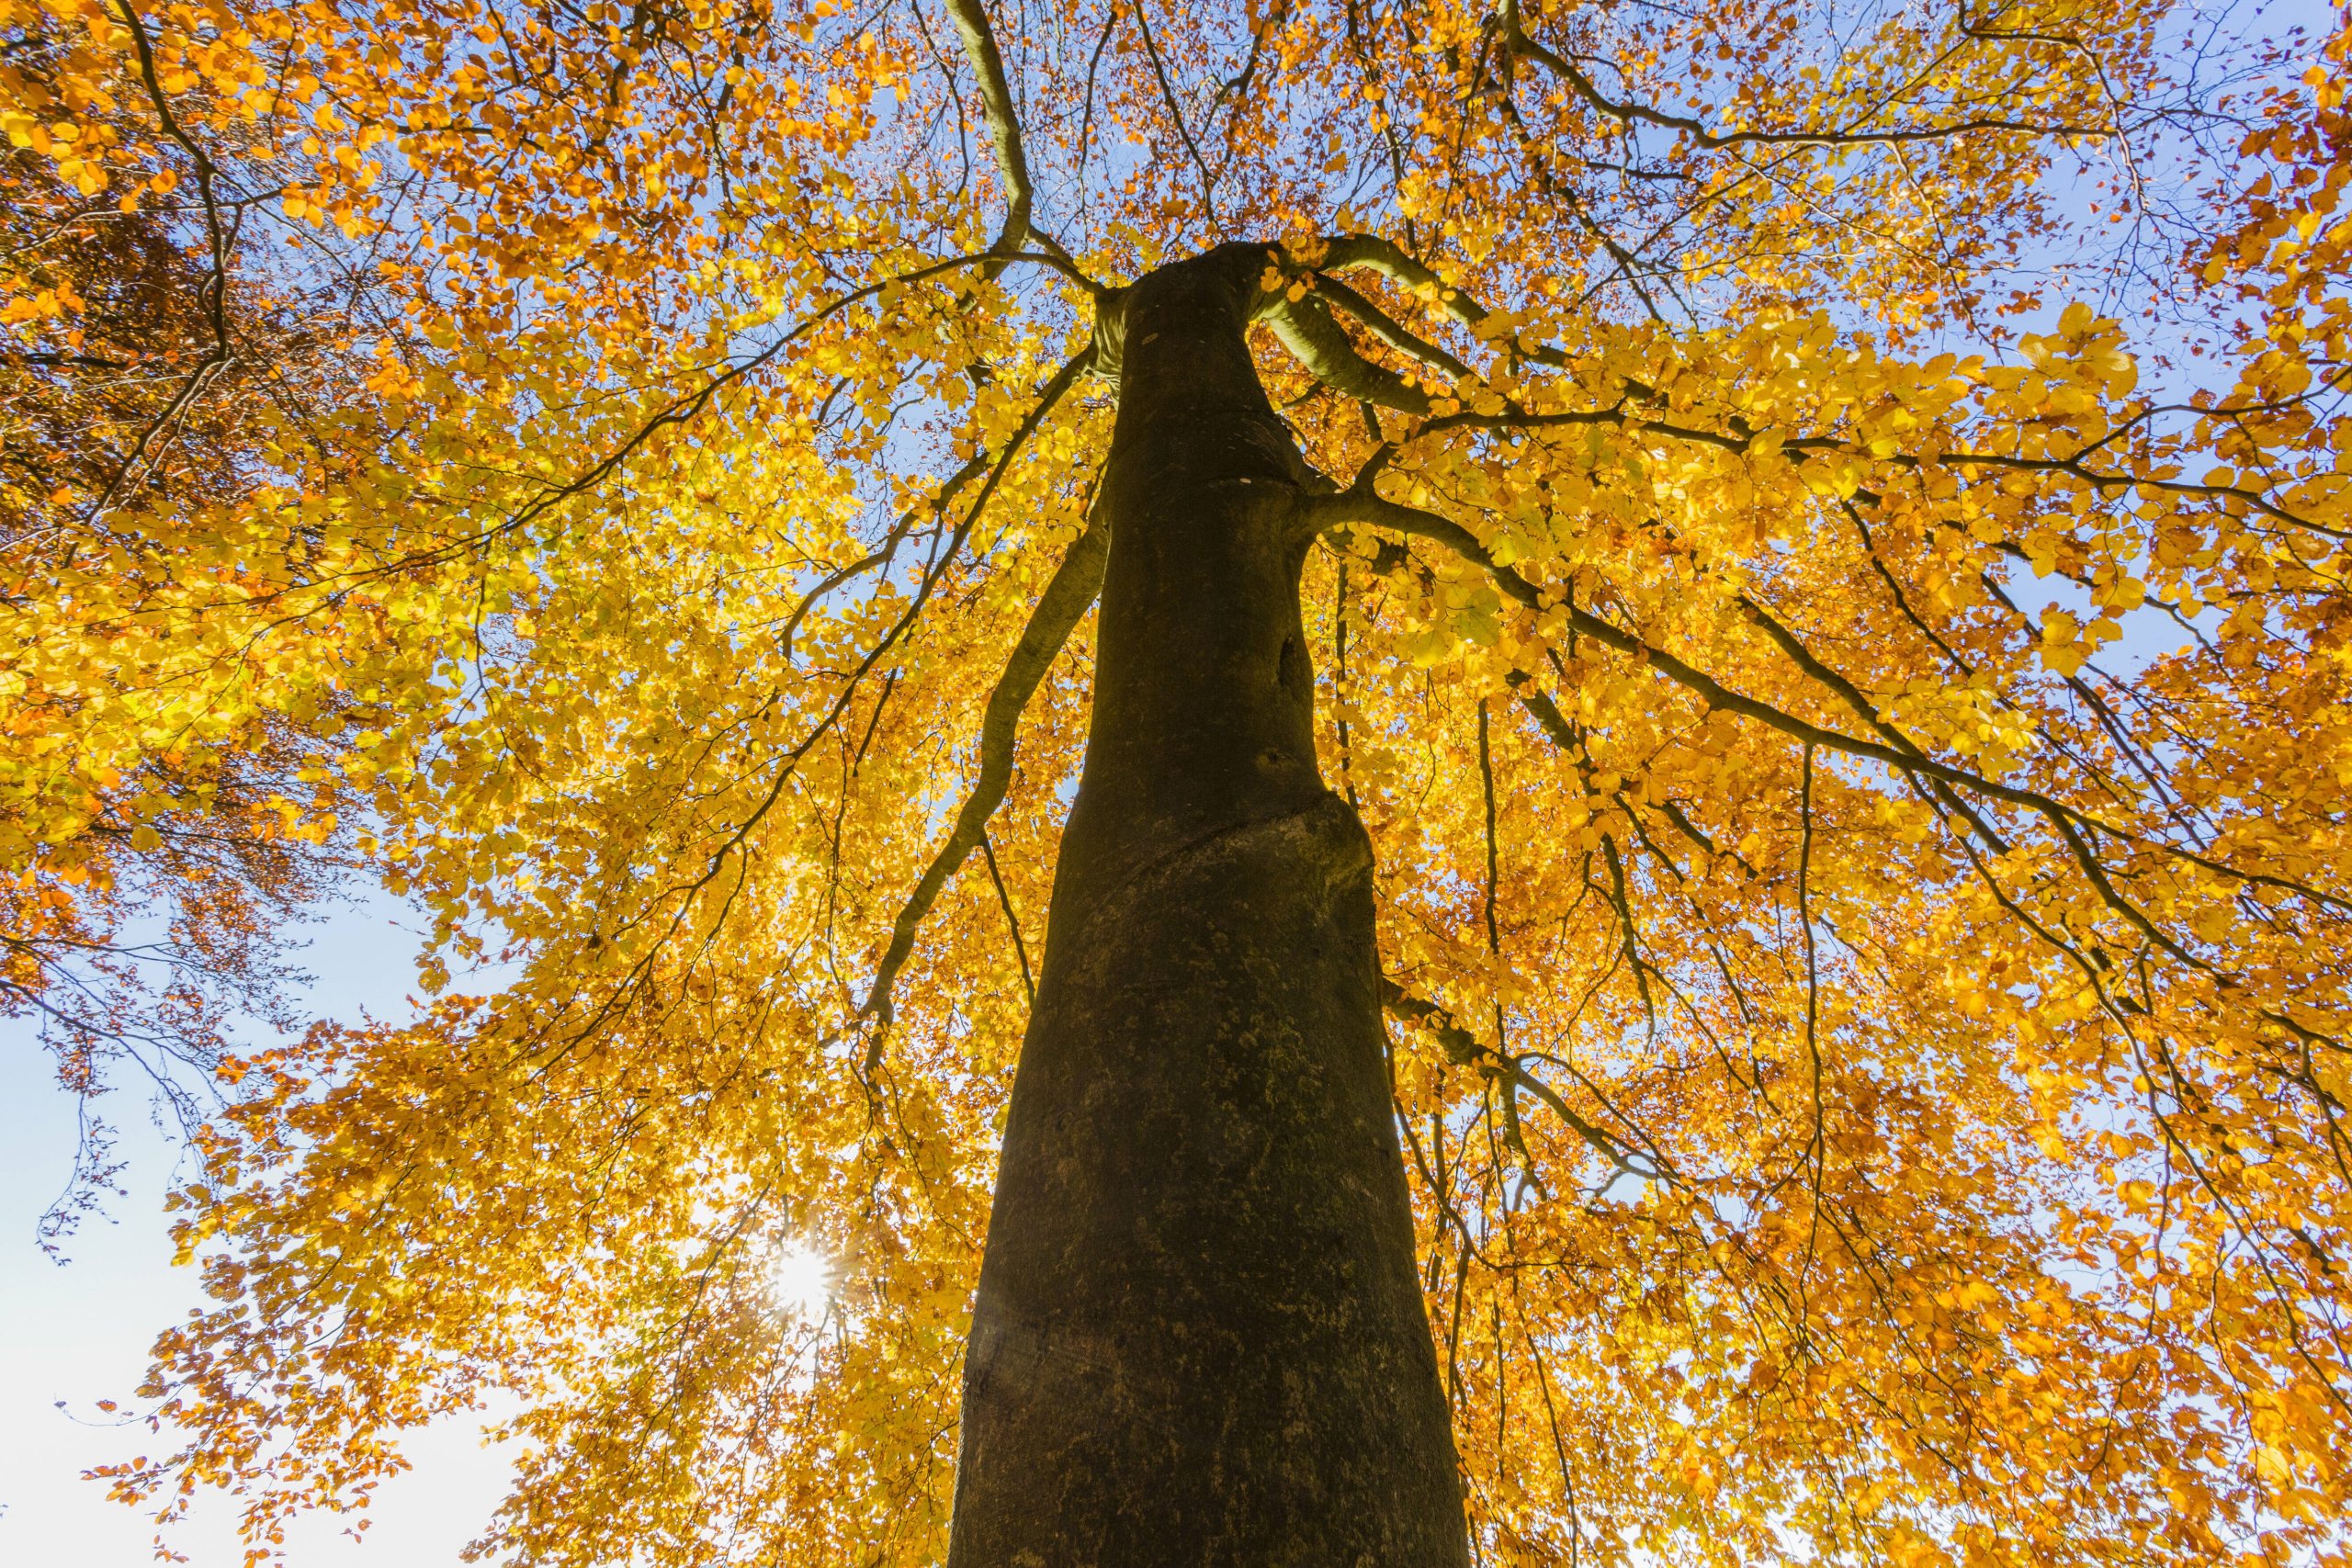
[1,879,531,1565]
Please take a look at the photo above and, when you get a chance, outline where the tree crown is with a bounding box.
[6,0,2352,1562]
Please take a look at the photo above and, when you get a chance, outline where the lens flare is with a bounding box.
[770,1240,833,1321]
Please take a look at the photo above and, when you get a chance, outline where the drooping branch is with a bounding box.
[1297,237,2352,549]
[861,492,1113,1032]
[1365,361,2345,543]
[1491,0,2114,151]
[1304,485,2352,926]
[978,828,1036,1004]
[1381,977,1672,1185]
[1526,701,1664,1032]
[1510,675,1757,879]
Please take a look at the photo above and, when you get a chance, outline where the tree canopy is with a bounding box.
[6,0,2352,1561]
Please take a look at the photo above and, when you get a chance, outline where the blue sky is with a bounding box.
[0,895,516,1566]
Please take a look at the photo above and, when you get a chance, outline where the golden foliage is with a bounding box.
[6,0,2352,1562]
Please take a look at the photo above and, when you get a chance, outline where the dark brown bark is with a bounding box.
[946,244,1469,1565]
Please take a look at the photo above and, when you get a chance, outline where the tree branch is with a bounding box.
[1381,977,1672,1184]
[94,0,239,520]
[943,0,1074,273]
[1310,275,1473,381]
[978,828,1036,1004]
[1494,0,2112,151]
[1305,485,2352,924]
[1258,288,1431,413]
[861,478,1112,1032]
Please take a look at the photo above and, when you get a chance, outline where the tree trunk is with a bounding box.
[946,244,1470,1566]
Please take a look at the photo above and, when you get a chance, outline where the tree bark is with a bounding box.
[946,244,1469,1566]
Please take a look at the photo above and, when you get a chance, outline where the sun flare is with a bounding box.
[770,1241,834,1322]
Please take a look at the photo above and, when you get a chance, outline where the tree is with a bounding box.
[7,0,2351,1562]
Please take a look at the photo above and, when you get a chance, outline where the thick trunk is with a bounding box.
[945,245,1469,1565]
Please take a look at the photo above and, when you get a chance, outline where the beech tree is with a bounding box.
[7,0,2352,1562]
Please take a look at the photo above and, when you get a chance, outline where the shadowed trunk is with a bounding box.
[946,243,1470,1565]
